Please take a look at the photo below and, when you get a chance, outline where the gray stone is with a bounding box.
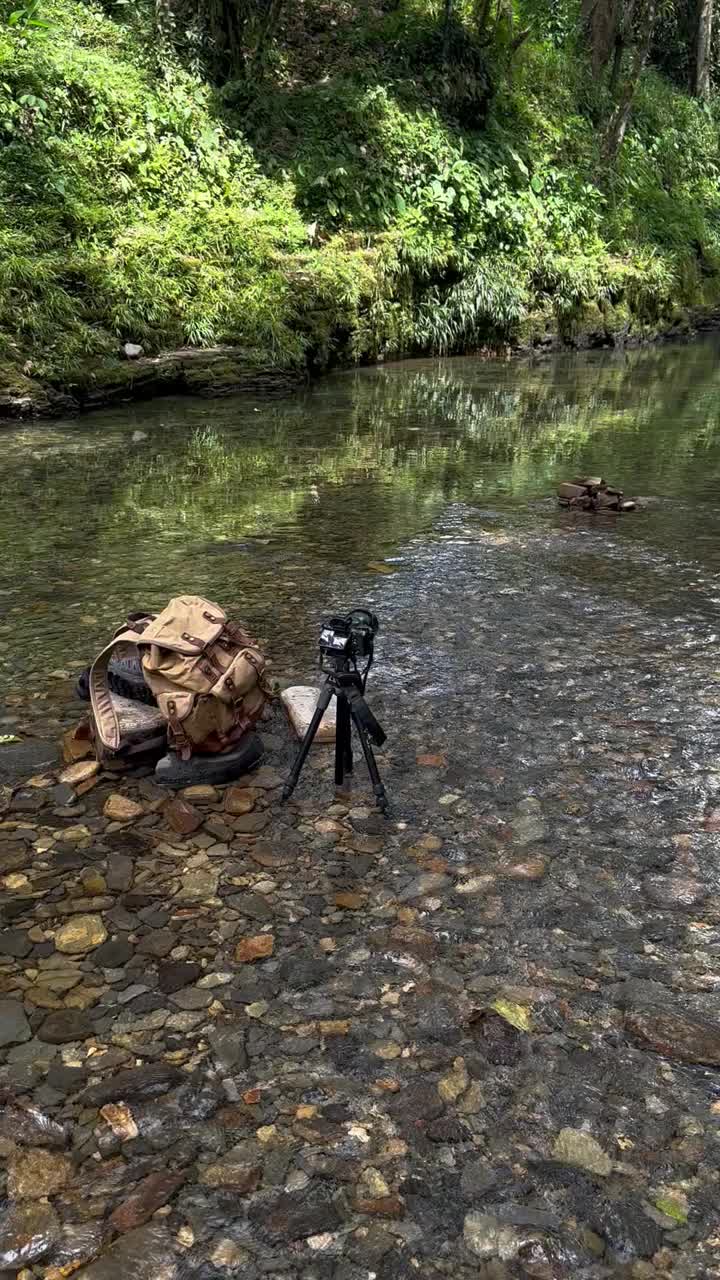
[157,961,202,994]
[137,929,176,957]
[553,1128,612,1176]
[106,853,134,892]
[0,739,58,783]
[176,868,218,901]
[72,1222,170,1279]
[463,1211,535,1261]
[208,1024,248,1070]
[170,987,212,1010]
[94,938,133,968]
[643,875,707,908]
[512,797,548,846]
[0,927,32,958]
[0,1200,60,1268]
[0,999,31,1047]
[121,342,144,359]
[37,1011,94,1044]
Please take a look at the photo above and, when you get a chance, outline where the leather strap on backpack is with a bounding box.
[165,697,193,761]
[89,621,152,753]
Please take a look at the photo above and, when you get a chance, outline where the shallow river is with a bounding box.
[2,339,720,1278]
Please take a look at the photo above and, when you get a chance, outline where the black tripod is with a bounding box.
[282,658,389,812]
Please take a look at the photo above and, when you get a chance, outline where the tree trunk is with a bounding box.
[580,0,621,75]
[693,0,714,96]
[442,0,454,59]
[602,0,656,163]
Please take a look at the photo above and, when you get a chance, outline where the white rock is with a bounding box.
[122,342,144,359]
[281,686,336,742]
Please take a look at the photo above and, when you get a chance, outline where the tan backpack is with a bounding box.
[90,595,270,759]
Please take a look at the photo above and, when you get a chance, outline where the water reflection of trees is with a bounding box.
[4,336,720,595]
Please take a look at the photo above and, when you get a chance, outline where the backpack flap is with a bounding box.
[137,596,226,657]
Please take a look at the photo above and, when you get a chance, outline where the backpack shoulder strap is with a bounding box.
[89,622,152,752]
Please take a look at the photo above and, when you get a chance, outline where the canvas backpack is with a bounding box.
[89,595,270,759]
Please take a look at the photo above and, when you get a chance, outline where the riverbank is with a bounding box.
[3,297,719,421]
[4,1,720,423]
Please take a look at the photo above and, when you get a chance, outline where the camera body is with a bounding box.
[319,608,379,667]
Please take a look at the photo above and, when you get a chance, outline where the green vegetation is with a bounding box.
[2,0,720,409]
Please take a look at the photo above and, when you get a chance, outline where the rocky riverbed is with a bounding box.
[2,510,720,1280]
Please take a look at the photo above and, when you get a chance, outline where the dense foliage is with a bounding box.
[1,0,720,400]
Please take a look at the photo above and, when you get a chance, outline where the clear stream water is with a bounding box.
[3,338,720,1277]
[2,336,720,720]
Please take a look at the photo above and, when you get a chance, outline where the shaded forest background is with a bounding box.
[2,0,720,398]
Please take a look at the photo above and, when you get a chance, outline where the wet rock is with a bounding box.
[224,786,256,815]
[590,1196,664,1261]
[0,1200,59,1268]
[163,796,203,834]
[503,857,547,880]
[235,934,274,962]
[438,1057,469,1102]
[460,1160,501,1201]
[643,875,707,908]
[46,1062,85,1096]
[176,868,218,901]
[511,797,548,846]
[158,960,202,994]
[0,739,57,784]
[8,1147,73,1198]
[109,1168,188,1233]
[226,891,273,922]
[259,1192,343,1242]
[0,1099,68,1148]
[207,1023,248,1071]
[106,854,134,893]
[552,1128,612,1176]
[137,928,176,957]
[0,927,32,958]
[181,785,219,804]
[626,1007,720,1064]
[426,1116,469,1143]
[11,787,47,813]
[463,1211,534,1261]
[0,999,31,1047]
[100,1101,139,1140]
[71,1222,172,1280]
[233,810,270,834]
[455,874,497,895]
[54,914,107,954]
[199,1159,261,1192]
[37,1010,94,1043]
[60,760,100,786]
[94,938,133,968]
[239,765,282,790]
[48,1220,106,1272]
[356,1195,405,1218]
[469,1010,524,1065]
[103,794,144,822]
[81,1063,184,1106]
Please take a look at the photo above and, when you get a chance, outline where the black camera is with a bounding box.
[319,608,379,667]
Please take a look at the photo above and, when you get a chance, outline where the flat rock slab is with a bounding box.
[0,739,58,784]
[73,1222,172,1280]
[626,1007,720,1064]
[0,998,31,1047]
[281,686,336,743]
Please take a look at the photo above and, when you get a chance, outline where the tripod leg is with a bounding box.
[283,683,334,801]
[349,706,389,813]
[335,693,351,786]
